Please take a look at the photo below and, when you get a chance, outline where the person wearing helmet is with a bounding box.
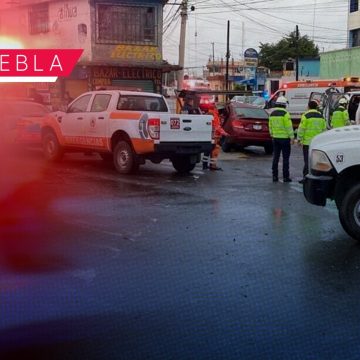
[297,100,327,184]
[269,96,294,183]
[330,97,350,128]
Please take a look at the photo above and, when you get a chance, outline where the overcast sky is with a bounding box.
[163,0,349,76]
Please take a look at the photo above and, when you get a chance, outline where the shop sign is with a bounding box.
[244,48,258,67]
[111,45,162,61]
[91,66,162,87]
[244,48,258,59]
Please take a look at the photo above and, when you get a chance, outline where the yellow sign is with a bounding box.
[111,45,162,61]
[244,58,258,67]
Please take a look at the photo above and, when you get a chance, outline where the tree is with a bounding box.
[259,31,319,71]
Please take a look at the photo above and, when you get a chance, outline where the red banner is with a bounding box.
[0,49,83,77]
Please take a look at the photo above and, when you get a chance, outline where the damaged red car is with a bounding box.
[220,101,273,154]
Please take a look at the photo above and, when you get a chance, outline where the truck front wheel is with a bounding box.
[339,184,360,241]
[113,140,139,174]
[172,156,196,174]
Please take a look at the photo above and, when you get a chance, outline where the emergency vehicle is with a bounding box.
[181,78,215,112]
[40,90,213,174]
[265,78,360,127]
[310,88,360,128]
[303,125,360,241]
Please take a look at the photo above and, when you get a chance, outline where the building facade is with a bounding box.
[320,47,360,78]
[205,58,259,91]
[0,0,175,109]
[317,1,360,79]
[349,0,360,47]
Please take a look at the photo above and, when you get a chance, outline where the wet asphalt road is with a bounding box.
[1,146,360,359]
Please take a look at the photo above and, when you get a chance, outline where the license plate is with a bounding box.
[253,124,262,130]
[170,118,180,129]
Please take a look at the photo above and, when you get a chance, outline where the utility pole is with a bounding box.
[177,0,188,90]
[295,25,299,81]
[211,42,215,76]
[241,22,245,59]
[312,0,317,41]
[225,20,230,97]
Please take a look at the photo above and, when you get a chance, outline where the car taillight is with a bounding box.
[148,118,160,140]
[233,120,244,129]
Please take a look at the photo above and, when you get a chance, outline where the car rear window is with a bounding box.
[234,107,268,120]
[117,96,168,112]
[0,101,50,117]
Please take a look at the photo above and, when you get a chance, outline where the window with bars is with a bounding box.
[350,0,359,13]
[96,4,157,45]
[29,2,49,34]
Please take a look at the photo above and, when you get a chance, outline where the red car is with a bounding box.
[220,101,273,154]
[0,100,50,146]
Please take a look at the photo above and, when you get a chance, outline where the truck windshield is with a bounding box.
[117,95,168,112]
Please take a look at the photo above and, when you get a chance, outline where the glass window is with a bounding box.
[90,94,111,112]
[233,106,268,120]
[29,2,49,34]
[67,95,92,113]
[117,96,167,112]
[350,0,359,12]
[252,97,266,107]
[350,28,360,47]
[96,5,157,45]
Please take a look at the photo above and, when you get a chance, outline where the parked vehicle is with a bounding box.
[231,95,246,103]
[220,101,273,154]
[0,99,50,146]
[310,89,360,127]
[303,125,360,241]
[40,90,213,174]
[265,78,360,128]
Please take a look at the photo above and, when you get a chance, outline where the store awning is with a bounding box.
[78,60,181,73]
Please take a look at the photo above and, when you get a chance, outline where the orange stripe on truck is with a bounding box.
[131,138,154,154]
[110,112,142,120]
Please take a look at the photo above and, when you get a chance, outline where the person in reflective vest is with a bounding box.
[202,107,227,171]
[297,100,327,183]
[331,97,350,128]
[269,96,294,183]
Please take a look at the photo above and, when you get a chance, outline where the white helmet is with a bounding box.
[275,96,288,106]
[339,98,348,105]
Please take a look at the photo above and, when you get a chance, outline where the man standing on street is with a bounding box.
[331,97,350,128]
[269,96,294,183]
[297,100,327,184]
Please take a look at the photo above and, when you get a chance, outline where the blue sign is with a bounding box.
[244,48,258,59]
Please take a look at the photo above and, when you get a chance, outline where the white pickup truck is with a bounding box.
[303,126,360,240]
[41,90,213,174]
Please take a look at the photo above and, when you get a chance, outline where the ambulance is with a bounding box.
[265,78,360,127]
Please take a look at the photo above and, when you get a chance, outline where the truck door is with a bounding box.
[348,94,360,121]
[84,93,112,150]
[265,90,286,110]
[60,94,92,146]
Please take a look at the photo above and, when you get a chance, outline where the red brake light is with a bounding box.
[148,118,160,140]
[233,120,244,129]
